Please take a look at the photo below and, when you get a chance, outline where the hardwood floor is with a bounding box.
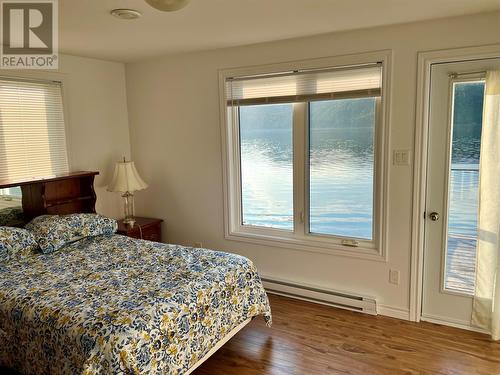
[195,294,500,375]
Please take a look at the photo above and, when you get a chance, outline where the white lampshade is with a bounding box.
[145,0,190,11]
[107,161,148,193]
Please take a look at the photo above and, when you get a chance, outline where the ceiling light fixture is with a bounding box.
[145,0,190,12]
[110,9,142,20]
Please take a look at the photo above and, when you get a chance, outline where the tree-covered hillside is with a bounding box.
[239,98,376,130]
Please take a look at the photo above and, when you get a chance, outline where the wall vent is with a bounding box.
[262,277,377,315]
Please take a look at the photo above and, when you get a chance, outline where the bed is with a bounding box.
[0,172,272,375]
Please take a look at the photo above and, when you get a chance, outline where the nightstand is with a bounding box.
[117,217,163,242]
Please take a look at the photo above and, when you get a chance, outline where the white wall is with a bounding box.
[59,55,131,218]
[125,11,500,317]
[2,54,131,218]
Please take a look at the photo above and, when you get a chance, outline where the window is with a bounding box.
[444,80,485,294]
[309,98,376,240]
[0,77,68,182]
[221,55,388,257]
[0,187,21,197]
[239,103,294,230]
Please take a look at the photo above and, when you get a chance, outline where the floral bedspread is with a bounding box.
[0,235,272,374]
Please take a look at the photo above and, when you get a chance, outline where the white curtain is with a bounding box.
[472,70,500,340]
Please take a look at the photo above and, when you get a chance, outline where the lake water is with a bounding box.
[240,126,375,238]
[240,128,480,239]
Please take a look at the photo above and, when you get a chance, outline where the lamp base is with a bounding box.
[123,217,136,227]
[122,192,136,227]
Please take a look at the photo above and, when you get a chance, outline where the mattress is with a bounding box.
[0,234,272,374]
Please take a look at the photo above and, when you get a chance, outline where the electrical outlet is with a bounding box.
[194,242,203,248]
[389,269,400,285]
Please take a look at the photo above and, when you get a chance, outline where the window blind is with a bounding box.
[226,63,382,106]
[0,77,69,182]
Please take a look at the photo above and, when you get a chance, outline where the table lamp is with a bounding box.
[107,158,148,227]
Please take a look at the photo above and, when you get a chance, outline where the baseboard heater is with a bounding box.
[262,277,377,315]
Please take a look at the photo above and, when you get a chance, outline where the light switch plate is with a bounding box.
[393,149,410,166]
[389,269,400,285]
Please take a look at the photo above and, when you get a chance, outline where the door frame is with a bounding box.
[410,44,500,324]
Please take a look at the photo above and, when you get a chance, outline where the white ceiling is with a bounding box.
[60,0,500,62]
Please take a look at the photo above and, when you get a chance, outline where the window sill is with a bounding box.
[225,228,387,262]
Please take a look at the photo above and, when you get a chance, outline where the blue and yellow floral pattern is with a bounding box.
[0,226,38,262]
[0,234,272,374]
[25,214,118,254]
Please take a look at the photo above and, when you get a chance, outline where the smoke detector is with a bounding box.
[110,9,142,20]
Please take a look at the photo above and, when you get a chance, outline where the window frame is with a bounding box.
[219,51,391,261]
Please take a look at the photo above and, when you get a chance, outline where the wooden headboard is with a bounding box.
[0,171,99,224]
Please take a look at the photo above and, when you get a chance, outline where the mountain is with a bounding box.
[453,82,484,138]
[239,98,376,130]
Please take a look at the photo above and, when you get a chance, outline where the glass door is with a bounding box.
[422,58,500,328]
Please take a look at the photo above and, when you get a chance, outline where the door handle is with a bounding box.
[429,212,440,221]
